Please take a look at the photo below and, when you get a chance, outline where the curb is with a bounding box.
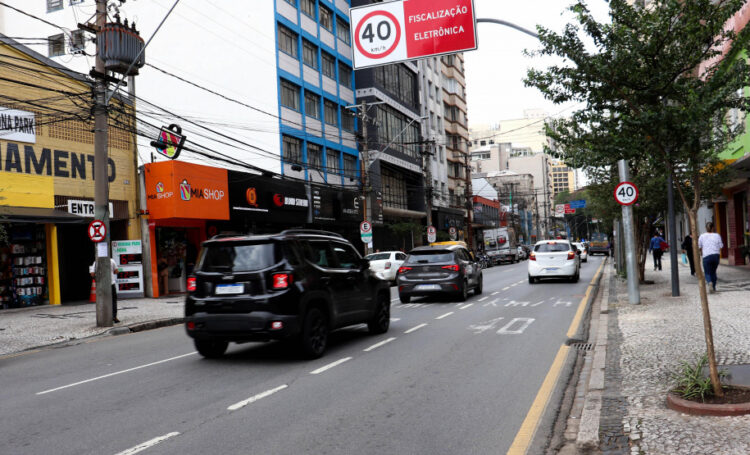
[106,317,184,336]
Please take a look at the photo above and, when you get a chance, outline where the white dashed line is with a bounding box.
[364,337,396,352]
[391,298,399,302]
[460,303,473,309]
[477,297,488,302]
[502,287,510,291]
[227,384,288,411]
[491,291,499,295]
[310,357,352,375]
[436,312,454,320]
[113,432,180,455]
[405,323,428,333]
[390,318,401,322]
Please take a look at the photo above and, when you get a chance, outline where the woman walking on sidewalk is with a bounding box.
[698,222,723,293]
[681,234,695,276]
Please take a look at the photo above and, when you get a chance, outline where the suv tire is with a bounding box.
[399,294,410,304]
[475,274,483,295]
[194,339,228,359]
[458,280,469,302]
[367,294,390,334]
[299,307,329,359]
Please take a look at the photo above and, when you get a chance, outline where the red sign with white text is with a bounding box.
[350,0,477,69]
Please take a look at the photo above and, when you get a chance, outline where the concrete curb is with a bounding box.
[106,317,184,336]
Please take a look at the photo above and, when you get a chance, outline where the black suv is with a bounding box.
[396,244,483,303]
[185,230,391,359]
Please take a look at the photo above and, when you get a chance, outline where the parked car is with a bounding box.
[528,240,581,283]
[396,244,483,303]
[365,251,406,282]
[517,245,527,260]
[184,229,391,359]
[573,242,588,263]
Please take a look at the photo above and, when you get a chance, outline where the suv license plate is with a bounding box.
[415,284,441,291]
[215,284,244,295]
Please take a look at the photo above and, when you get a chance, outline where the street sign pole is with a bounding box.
[618,160,640,305]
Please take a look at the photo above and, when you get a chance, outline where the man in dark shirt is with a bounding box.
[681,234,695,276]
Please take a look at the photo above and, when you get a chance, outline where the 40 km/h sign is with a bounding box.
[350,0,478,69]
[614,181,639,206]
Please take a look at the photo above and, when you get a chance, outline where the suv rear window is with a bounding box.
[406,251,454,264]
[198,243,277,272]
[534,243,571,253]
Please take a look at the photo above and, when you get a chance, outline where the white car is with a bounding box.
[517,246,527,260]
[573,242,588,263]
[365,251,407,282]
[528,240,580,283]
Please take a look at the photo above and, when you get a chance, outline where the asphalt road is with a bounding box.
[0,256,604,455]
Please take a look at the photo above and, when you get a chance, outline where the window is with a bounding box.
[301,0,315,18]
[338,62,352,86]
[428,81,433,98]
[336,17,350,43]
[327,150,340,173]
[283,0,296,5]
[302,40,318,69]
[320,5,333,31]
[321,52,335,78]
[303,241,336,268]
[280,80,300,111]
[343,154,357,177]
[324,100,338,126]
[48,34,65,57]
[283,135,302,163]
[70,0,84,4]
[47,0,63,12]
[342,109,355,132]
[332,242,361,269]
[304,91,320,119]
[278,25,298,58]
[70,30,86,54]
[308,143,322,168]
[381,167,408,210]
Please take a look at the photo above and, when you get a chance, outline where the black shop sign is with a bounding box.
[228,171,310,224]
[311,187,362,224]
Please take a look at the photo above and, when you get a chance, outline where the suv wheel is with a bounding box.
[194,339,228,359]
[475,274,483,295]
[367,294,390,334]
[458,281,469,302]
[300,307,328,359]
[399,294,410,304]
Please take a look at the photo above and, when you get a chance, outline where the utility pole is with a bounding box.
[534,190,541,242]
[94,0,113,327]
[618,160,640,304]
[464,151,473,249]
[358,101,371,255]
[667,168,680,296]
[423,139,434,227]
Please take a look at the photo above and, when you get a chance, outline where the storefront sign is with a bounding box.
[0,142,116,181]
[144,161,229,220]
[0,107,36,143]
[112,240,144,298]
[229,171,310,224]
[67,200,113,217]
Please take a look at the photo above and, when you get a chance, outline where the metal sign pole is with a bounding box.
[618,160,640,304]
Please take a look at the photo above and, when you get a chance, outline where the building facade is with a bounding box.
[550,159,577,196]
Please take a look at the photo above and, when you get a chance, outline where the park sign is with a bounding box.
[349,0,478,69]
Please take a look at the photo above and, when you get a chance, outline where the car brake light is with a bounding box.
[187,277,197,292]
[186,321,195,330]
[272,273,292,289]
[398,266,412,274]
[441,264,460,271]
[385,261,392,270]
[567,251,575,260]
[529,253,536,261]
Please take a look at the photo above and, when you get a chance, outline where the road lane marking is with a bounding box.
[390,318,401,322]
[507,345,570,454]
[491,291,499,295]
[460,303,474,309]
[36,352,197,395]
[436,312,454,320]
[566,259,605,338]
[531,300,545,307]
[114,432,180,455]
[497,318,535,334]
[469,317,504,334]
[364,337,396,352]
[502,286,510,291]
[477,297,488,302]
[228,384,288,411]
[391,298,399,302]
[310,357,352,375]
[405,323,428,334]
[505,300,529,307]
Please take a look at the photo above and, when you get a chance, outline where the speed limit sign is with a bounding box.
[614,182,639,206]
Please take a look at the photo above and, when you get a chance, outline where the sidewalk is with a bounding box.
[0,296,185,357]
[572,256,750,454]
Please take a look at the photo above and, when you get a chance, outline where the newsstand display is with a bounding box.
[0,224,48,308]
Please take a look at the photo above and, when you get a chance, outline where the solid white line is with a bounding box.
[364,337,396,352]
[227,384,288,411]
[310,357,352,375]
[391,298,399,302]
[502,286,510,291]
[491,291,500,295]
[113,432,180,455]
[460,303,474,309]
[390,318,401,322]
[37,352,197,395]
[405,323,428,333]
[477,296,488,302]
[436,312,454,320]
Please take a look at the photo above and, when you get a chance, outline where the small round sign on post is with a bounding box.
[88,219,107,243]
[360,220,373,244]
[427,226,437,244]
[448,226,457,241]
[614,181,639,206]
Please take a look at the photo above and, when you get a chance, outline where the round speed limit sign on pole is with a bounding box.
[351,1,407,68]
[614,181,639,206]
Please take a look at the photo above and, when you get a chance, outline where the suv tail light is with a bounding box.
[397,266,412,274]
[529,253,536,261]
[272,273,292,289]
[187,276,197,292]
[441,264,460,271]
[567,251,575,260]
[385,261,392,270]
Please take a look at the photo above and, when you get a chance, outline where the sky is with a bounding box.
[464,0,611,125]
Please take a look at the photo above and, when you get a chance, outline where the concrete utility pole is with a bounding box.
[618,160,640,305]
[359,101,371,256]
[667,171,680,296]
[423,139,434,227]
[94,0,113,326]
[534,190,541,242]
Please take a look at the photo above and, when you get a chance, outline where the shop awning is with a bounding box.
[0,206,88,224]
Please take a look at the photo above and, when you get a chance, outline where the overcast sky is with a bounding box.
[465,0,610,125]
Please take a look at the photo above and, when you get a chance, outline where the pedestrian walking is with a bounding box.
[649,232,666,271]
[681,234,696,276]
[698,221,723,293]
[90,258,121,323]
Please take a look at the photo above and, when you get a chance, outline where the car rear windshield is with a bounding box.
[365,253,391,261]
[406,251,454,264]
[198,243,278,272]
[534,243,571,253]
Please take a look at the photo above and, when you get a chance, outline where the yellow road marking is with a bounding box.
[566,259,605,338]
[506,345,570,454]
[0,349,41,361]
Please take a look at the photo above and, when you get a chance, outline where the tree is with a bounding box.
[525,0,750,396]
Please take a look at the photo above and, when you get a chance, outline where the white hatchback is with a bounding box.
[573,242,588,263]
[365,251,407,282]
[528,240,580,283]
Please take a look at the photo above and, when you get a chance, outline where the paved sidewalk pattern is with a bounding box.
[601,257,750,454]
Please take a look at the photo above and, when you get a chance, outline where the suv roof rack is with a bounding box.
[280,229,343,238]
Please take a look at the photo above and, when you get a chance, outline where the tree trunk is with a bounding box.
[688,209,723,397]
[636,215,648,282]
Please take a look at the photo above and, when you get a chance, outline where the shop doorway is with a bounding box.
[57,224,94,303]
[155,227,201,295]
